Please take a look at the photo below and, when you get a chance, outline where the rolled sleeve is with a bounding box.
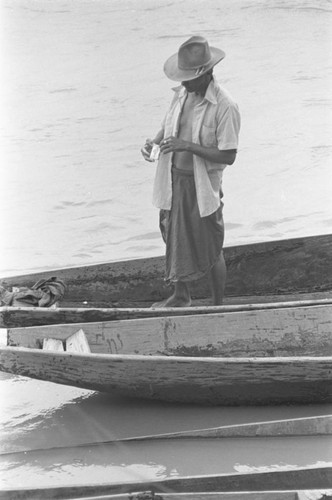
[216,103,241,151]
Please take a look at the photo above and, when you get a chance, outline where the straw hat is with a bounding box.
[164,36,225,82]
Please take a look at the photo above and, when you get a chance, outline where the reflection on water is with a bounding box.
[1,435,331,488]
[0,375,331,487]
[1,376,332,454]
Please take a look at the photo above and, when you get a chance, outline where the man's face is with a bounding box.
[181,72,210,94]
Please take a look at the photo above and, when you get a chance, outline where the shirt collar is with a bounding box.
[204,79,218,105]
[172,78,218,104]
[172,84,185,95]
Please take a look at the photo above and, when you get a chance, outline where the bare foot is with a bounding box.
[151,295,192,308]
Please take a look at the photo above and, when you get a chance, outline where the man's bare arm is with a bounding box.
[188,143,237,165]
[160,136,237,165]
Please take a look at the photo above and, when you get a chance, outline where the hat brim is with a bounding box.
[163,47,225,82]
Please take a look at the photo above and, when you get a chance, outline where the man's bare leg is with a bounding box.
[208,252,227,305]
[151,281,191,308]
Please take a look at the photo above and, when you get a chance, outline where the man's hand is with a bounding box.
[160,136,188,154]
[161,136,237,165]
[141,138,154,162]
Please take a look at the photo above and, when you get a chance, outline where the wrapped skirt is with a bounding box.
[160,166,224,283]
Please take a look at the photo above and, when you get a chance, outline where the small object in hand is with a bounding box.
[144,141,153,154]
[150,143,160,161]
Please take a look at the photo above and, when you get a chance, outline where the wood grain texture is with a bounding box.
[2,295,332,328]
[0,466,331,499]
[1,234,331,311]
[66,329,91,353]
[0,347,331,405]
[42,338,64,351]
[7,304,332,358]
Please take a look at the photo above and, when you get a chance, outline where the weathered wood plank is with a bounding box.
[1,235,331,310]
[0,347,331,405]
[42,338,64,351]
[0,466,331,499]
[1,294,331,328]
[7,304,332,357]
[66,329,91,353]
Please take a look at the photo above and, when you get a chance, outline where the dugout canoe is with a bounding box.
[2,492,332,500]
[0,466,331,499]
[0,233,331,327]
[0,297,331,405]
[0,233,331,405]
[20,493,331,500]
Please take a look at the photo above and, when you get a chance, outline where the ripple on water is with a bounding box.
[0,437,331,488]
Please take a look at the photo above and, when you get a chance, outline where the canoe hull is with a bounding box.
[0,234,331,328]
[0,467,331,499]
[0,347,331,405]
[0,234,331,405]
[1,234,331,310]
[7,303,332,358]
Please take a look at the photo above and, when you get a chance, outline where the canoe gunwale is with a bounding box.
[0,465,331,498]
[1,296,332,328]
[1,346,331,363]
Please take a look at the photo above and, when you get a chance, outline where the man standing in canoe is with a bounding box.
[141,36,240,307]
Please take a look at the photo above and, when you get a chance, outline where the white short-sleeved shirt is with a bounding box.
[153,78,241,217]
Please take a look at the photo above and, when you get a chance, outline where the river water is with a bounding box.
[0,0,331,491]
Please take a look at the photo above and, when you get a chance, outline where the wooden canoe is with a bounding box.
[1,415,329,458]
[0,346,330,405]
[18,493,330,500]
[0,233,331,405]
[0,466,331,499]
[2,493,331,500]
[25,493,331,500]
[0,489,332,500]
[0,234,331,327]
[37,492,332,500]
[0,300,331,405]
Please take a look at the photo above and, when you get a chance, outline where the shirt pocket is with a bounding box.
[200,124,217,147]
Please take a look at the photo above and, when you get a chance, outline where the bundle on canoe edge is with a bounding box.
[0,277,66,308]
